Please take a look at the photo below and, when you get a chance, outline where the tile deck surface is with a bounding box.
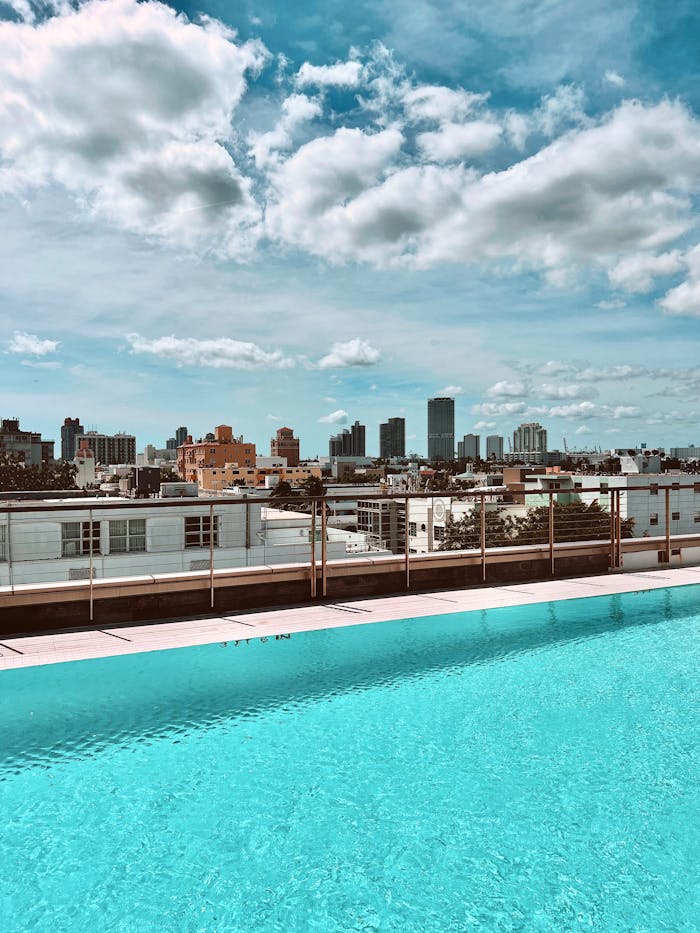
[1,567,699,670]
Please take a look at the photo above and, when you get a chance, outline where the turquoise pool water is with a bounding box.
[1,587,698,932]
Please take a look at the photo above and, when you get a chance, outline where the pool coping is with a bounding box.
[2,566,700,670]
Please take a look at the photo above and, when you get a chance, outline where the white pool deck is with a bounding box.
[2,566,700,671]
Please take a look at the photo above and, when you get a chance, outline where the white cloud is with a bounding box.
[486,380,526,397]
[575,425,592,435]
[264,126,404,258]
[472,401,527,417]
[534,84,587,137]
[473,420,496,429]
[603,404,641,419]
[438,385,463,395]
[322,396,337,404]
[295,60,363,89]
[126,334,295,369]
[266,413,283,421]
[659,244,700,316]
[596,298,626,309]
[604,70,626,87]
[316,338,381,369]
[318,409,349,424]
[547,401,597,418]
[402,85,488,123]
[417,121,502,162]
[248,94,321,169]
[20,359,62,370]
[0,0,266,255]
[8,331,59,355]
[608,250,684,293]
[533,383,597,399]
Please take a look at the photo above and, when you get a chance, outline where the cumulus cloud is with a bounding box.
[417,121,502,162]
[402,85,488,123]
[533,383,597,399]
[263,98,700,277]
[8,331,59,355]
[126,334,295,369]
[547,401,597,418]
[575,425,592,435]
[472,401,527,417]
[318,409,349,424]
[605,70,626,87]
[608,250,684,293]
[473,420,496,429]
[295,60,363,88]
[316,338,381,369]
[438,385,464,395]
[486,380,526,397]
[659,244,700,316]
[248,94,321,169]
[0,0,266,254]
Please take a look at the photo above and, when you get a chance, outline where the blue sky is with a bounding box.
[1,0,700,457]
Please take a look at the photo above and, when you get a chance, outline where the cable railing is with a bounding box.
[1,483,700,618]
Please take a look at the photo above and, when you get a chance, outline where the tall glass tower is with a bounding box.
[427,397,455,462]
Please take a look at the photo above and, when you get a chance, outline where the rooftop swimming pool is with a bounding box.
[1,586,698,931]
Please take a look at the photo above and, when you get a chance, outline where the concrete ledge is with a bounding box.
[1,534,699,637]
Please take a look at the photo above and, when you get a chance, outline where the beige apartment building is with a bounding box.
[197,462,322,492]
[177,425,256,483]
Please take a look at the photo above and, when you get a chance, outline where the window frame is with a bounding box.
[184,514,220,549]
[61,520,100,557]
[109,518,146,554]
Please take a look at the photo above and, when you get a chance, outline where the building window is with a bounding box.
[650,513,659,526]
[62,521,100,557]
[600,482,609,492]
[434,526,445,541]
[694,511,700,523]
[694,483,700,494]
[0,525,6,562]
[109,519,146,554]
[672,511,680,521]
[574,482,582,489]
[185,515,219,548]
[672,482,680,490]
[408,521,417,536]
[650,484,658,496]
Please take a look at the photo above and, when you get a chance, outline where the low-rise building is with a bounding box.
[177,424,256,482]
[0,493,385,586]
[0,417,55,466]
[197,461,322,492]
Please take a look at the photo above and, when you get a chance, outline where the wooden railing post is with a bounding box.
[310,499,317,598]
[404,496,410,590]
[548,493,555,576]
[480,492,486,583]
[321,498,327,598]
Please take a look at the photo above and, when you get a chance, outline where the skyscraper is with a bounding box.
[486,435,504,460]
[457,433,480,460]
[175,426,188,447]
[350,420,366,457]
[61,417,84,461]
[427,397,455,462]
[513,422,547,455]
[379,417,406,459]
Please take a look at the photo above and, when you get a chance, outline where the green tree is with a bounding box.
[512,500,634,544]
[0,455,78,492]
[439,507,516,550]
[299,475,324,498]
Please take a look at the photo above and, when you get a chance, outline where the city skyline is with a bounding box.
[2,1,700,453]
